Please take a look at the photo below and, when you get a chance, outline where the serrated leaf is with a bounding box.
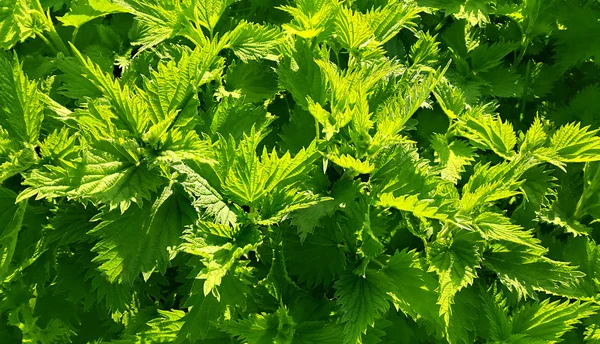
[431,135,476,184]
[194,0,235,33]
[383,250,442,326]
[459,108,517,159]
[19,138,163,212]
[278,0,338,41]
[484,241,586,300]
[89,185,193,284]
[329,154,374,174]
[512,299,598,342]
[334,270,394,344]
[377,193,446,220]
[0,188,27,280]
[335,6,374,52]
[222,307,296,344]
[283,225,346,287]
[221,129,319,205]
[427,230,482,329]
[0,54,44,144]
[226,21,282,62]
[172,163,236,225]
[548,122,600,163]
[366,0,421,44]
[71,45,150,137]
[0,0,42,49]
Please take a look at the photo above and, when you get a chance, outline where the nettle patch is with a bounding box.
[1,0,600,343]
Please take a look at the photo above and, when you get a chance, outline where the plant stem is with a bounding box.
[519,60,532,122]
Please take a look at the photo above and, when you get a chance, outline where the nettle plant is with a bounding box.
[1,0,600,343]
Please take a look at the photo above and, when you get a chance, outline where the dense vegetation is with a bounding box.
[1,0,600,343]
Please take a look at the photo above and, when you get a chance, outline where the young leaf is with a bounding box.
[430,134,477,184]
[172,163,237,225]
[427,230,482,328]
[226,21,282,62]
[458,108,518,160]
[548,122,600,163]
[59,0,127,29]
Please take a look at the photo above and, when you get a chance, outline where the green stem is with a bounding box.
[371,258,386,269]
[32,0,69,55]
[315,118,321,140]
[514,40,528,69]
[46,23,70,55]
[72,27,79,45]
[38,33,57,54]
[519,60,531,122]
[184,24,208,47]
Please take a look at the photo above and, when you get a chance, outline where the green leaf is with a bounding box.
[512,299,598,342]
[59,0,127,29]
[548,122,600,163]
[194,0,235,33]
[209,96,274,140]
[173,163,237,225]
[553,4,600,69]
[335,6,375,53]
[89,185,193,284]
[372,68,444,150]
[19,138,163,212]
[0,188,27,280]
[472,212,543,250]
[468,42,519,73]
[458,107,517,160]
[222,307,296,344]
[224,61,279,103]
[71,45,150,137]
[154,129,214,165]
[283,225,346,287]
[430,135,477,184]
[427,230,482,329]
[0,54,44,143]
[0,143,37,185]
[278,0,338,40]
[483,241,586,300]
[180,221,255,299]
[377,193,446,220]
[366,0,421,44]
[142,48,204,125]
[277,40,328,110]
[114,0,191,48]
[328,154,374,175]
[334,270,394,344]
[0,0,41,49]
[113,310,185,343]
[409,31,440,67]
[226,21,282,62]
[478,284,512,342]
[433,78,467,119]
[219,129,319,205]
[383,250,443,327]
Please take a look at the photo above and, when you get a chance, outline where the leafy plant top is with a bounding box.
[1,0,600,343]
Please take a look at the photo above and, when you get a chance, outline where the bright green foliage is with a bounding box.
[59,0,127,29]
[0,55,44,144]
[427,230,482,329]
[334,270,394,344]
[89,185,194,284]
[1,0,600,343]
